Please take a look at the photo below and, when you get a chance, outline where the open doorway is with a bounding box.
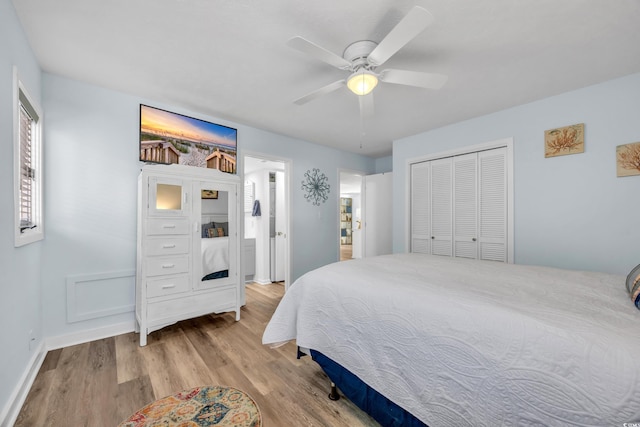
[339,171,364,261]
[243,155,291,295]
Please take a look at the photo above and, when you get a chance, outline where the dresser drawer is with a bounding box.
[146,275,189,298]
[146,237,189,256]
[147,218,189,235]
[147,287,236,321]
[146,255,189,277]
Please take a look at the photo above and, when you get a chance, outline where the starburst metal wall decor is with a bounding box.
[301,168,330,206]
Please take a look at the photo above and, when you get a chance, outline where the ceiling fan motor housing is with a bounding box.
[343,40,378,71]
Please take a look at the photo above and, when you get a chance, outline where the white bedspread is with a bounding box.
[263,253,640,426]
[201,236,229,276]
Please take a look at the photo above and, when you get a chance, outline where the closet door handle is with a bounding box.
[162,244,176,248]
[431,236,435,239]
[161,263,175,269]
[162,224,176,229]
[472,238,477,242]
[161,284,176,289]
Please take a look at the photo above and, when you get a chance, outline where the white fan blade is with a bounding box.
[287,36,352,70]
[359,93,374,118]
[293,80,346,105]
[368,6,434,67]
[379,69,447,90]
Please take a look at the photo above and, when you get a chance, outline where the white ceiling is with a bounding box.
[244,156,284,175]
[11,0,640,158]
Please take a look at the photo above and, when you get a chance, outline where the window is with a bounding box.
[14,68,43,246]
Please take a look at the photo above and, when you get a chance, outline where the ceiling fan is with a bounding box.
[288,6,448,116]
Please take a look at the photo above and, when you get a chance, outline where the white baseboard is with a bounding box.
[253,278,272,285]
[1,321,137,426]
[46,320,135,351]
[0,341,46,427]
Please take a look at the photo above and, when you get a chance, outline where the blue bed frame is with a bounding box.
[308,349,428,427]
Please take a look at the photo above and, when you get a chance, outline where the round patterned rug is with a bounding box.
[118,385,262,427]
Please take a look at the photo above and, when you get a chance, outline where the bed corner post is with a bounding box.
[328,382,340,401]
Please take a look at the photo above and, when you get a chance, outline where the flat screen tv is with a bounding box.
[139,104,237,174]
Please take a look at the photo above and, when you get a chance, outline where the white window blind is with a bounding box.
[14,70,44,247]
[19,101,37,231]
[244,181,255,213]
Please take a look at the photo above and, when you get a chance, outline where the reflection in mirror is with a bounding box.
[156,183,182,210]
[200,189,230,281]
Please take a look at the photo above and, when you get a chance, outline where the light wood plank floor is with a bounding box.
[340,244,352,261]
[15,283,379,427]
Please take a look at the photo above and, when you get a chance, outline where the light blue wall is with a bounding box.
[41,74,142,339]
[41,72,376,339]
[0,0,44,418]
[374,155,392,173]
[393,73,640,275]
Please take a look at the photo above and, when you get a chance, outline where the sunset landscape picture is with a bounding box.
[139,104,237,174]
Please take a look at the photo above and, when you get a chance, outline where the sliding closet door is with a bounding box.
[478,147,507,262]
[410,162,431,254]
[410,145,510,262]
[430,158,453,256]
[453,153,478,259]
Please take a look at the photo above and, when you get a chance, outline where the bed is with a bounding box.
[201,236,229,280]
[262,253,640,426]
[200,215,229,280]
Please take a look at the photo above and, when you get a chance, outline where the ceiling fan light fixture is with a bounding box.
[347,71,378,96]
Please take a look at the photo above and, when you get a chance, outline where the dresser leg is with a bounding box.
[139,326,147,346]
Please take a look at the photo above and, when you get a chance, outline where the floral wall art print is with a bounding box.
[544,123,584,158]
[616,141,640,177]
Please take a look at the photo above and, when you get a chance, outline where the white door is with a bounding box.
[430,158,453,256]
[274,171,286,281]
[478,147,507,262]
[364,172,393,257]
[410,162,430,254]
[453,153,478,259]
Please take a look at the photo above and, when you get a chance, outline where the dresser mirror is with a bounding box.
[199,187,231,283]
[156,183,182,210]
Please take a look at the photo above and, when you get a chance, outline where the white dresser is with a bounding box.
[136,164,241,346]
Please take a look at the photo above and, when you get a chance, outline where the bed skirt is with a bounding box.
[309,350,427,427]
